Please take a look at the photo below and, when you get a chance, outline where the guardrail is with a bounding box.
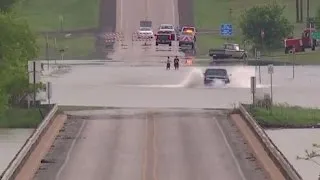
[0,104,59,180]
[238,103,302,180]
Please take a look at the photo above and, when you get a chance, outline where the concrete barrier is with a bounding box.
[238,104,302,180]
[0,104,59,180]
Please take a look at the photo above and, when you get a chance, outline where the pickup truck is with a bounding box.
[178,32,195,49]
[209,43,247,59]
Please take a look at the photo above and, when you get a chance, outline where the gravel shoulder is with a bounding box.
[33,115,86,180]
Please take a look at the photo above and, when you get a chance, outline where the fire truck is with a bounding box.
[284,28,317,54]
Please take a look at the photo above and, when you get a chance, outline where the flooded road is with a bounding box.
[0,129,34,173]
[41,64,320,108]
[266,129,320,180]
[40,63,320,179]
[2,62,320,177]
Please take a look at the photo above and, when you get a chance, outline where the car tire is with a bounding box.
[285,47,289,54]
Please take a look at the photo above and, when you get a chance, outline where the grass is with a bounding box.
[36,34,96,60]
[194,0,320,60]
[263,50,320,65]
[14,0,100,59]
[0,108,45,128]
[248,104,320,128]
[14,0,99,32]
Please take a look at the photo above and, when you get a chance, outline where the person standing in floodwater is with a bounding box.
[174,56,179,70]
[166,56,171,70]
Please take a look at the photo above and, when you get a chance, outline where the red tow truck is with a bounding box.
[284,28,317,54]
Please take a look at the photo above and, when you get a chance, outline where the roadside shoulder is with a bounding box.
[15,114,67,180]
[230,114,285,180]
[215,111,270,180]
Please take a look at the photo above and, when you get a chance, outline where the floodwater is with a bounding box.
[40,63,320,179]
[41,64,320,108]
[0,129,34,173]
[2,62,320,177]
[266,129,320,180]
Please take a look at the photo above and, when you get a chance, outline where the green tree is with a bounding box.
[0,0,18,12]
[239,1,293,51]
[315,6,320,29]
[0,12,39,108]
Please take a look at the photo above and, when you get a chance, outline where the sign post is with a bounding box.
[47,82,52,105]
[250,76,256,105]
[59,48,65,62]
[256,50,261,84]
[291,48,295,79]
[268,64,274,105]
[28,61,41,107]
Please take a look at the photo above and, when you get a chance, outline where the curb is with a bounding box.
[238,103,302,180]
[0,105,59,180]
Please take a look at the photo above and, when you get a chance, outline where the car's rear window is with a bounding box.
[140,27,151,31]
[157,35,170,40]
[161,25,173,29]
[205,69,227,76]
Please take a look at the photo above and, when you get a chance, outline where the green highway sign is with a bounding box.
[311,32,320,39]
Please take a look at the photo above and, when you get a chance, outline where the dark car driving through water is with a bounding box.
[203,68,231,85]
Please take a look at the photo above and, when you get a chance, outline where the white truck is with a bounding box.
[178,32,195,49]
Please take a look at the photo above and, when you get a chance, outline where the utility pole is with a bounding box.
[296,0,300,23]
[300,0,303,22]
[45,33,49,70]
[229,8,233,22]
[33,61,36,107]
[307,0,310,21]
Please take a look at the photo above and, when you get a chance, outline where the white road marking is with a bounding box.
[214,117,247,180]
[55,120,87,180]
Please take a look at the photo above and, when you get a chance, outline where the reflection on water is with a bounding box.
[0,129,34,173]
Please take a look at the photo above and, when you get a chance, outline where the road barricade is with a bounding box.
[103,32,124,43]
[131,32,154,42]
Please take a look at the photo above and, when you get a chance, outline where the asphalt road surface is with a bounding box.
[34,109,268,180]
[111,0,183,62]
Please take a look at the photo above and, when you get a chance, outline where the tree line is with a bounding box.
[239,1,320,51]
[0,0,39,115]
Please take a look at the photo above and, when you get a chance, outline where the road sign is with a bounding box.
[268,64,274,74]
[47,82,52,99]
[250,76,256,93]
[311,32,320,39]
[220,24,233,36]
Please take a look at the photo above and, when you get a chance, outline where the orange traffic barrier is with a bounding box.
[185,59,193,65]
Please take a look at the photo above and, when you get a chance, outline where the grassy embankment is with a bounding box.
[15,0,99,59]
[0,108,48,128]
[194,0,320,64]
[247,104,320,128]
